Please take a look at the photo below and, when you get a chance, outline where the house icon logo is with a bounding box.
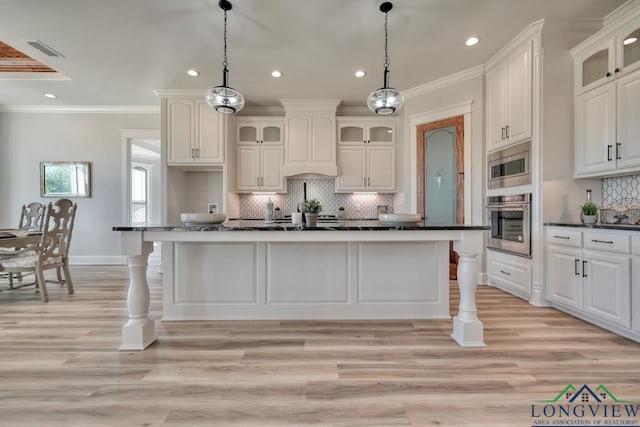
[530,384,638,426]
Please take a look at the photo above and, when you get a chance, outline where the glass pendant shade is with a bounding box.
[206,83,245,114]
[367,86,404,115]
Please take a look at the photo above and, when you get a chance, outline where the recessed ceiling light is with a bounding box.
[623,37,638,46]
[465,37,479,46]
[271,70,282,78]
[44,93,57,99]
[355,70,366,78]
[186,69,200,77]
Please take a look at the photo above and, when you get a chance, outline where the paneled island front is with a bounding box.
[113,221,488,351]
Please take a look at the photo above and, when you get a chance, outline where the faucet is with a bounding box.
[303,182,308,202]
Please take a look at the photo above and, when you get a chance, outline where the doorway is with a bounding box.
[417,116,464,279]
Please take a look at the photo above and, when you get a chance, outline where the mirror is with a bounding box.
[40,161,91,198]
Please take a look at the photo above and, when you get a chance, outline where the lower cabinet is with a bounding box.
[487,250,532,300]
[546,227,634,337]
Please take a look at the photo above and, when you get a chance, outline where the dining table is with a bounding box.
[0,229,41,249]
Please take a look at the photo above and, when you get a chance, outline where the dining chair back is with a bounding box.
[18,202,46,231]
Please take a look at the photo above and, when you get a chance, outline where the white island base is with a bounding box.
[118,228,486,350]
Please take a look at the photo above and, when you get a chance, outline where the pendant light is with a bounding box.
[367,2,404,115]
[206,0,245,114]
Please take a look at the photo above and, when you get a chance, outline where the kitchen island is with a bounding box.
[113,221,488,351]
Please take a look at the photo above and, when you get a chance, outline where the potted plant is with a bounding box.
[580,201,598,225]
[300,199,322,226]
[274,206,281,219]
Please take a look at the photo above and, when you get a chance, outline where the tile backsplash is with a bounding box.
[238,179,394,219]
[602,174,640,206]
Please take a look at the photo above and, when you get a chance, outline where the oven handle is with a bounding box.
[486,205,530,210]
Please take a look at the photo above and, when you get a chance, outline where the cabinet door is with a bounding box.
[367,147,396,191]
[236,147,260,191]
[616,71,640,170]
[196,100,224,163]
[633,257,640,333]
[616,21,640,76]
[583,250,631,328]
[338,123,365,145]
[167,99,195,164]
[336,147,366,191]
[506,40,532,144]
[486,63,507,150]
[261,122,283,145]
[311,115,334,163]
[260,147,284,191]
[575,38,615,95]
[575,83,617,177]
[286,115,310,163]
[546,245,582,310]
[237,122,259,145]
[368,124,395,146]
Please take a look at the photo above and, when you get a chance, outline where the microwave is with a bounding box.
[487,141,531,189]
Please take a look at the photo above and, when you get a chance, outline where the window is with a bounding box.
[131,166,148,223]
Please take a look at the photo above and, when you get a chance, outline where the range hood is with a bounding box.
[281,99,341,177]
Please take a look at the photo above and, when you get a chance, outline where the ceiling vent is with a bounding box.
[27,40,64,58]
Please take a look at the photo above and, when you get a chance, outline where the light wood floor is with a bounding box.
[0,266,638,427]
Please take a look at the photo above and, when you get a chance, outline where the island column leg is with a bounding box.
[452,232,486,347]
[120,240,156,351]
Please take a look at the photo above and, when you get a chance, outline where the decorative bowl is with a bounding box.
[378,213,421,224]
[180,213,226,225]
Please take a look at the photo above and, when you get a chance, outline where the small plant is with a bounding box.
[300,199,322,214]
[581,201,598,216]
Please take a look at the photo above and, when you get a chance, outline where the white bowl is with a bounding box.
[378,213,421,224]
[180,213,226,225]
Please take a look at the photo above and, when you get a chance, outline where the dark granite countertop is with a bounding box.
[545,222,640,232]
[114,219,489,232]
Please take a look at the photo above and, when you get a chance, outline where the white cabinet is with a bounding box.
[486,40,532,151]
[336,146,395,192]
[235,146,284,192]
[487,252,532,301]
[337,120,395,146]
[633,235,640,333]
[281,100,340,176]
[166,99,225,165]
[546,227,632,331]
[573,10,640,177]
[236,119,283,146]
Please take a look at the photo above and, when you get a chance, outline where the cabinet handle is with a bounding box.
[591,239,614,244]
[367,177,371,186]
[574,259,580,276]
[582,260,587,278]
[196,148,200,158]
[606,72,612,77]
[505,125,510,139]
[363,177,367,187]
[615,68,620,73]
[616,142,622,160]
[261,177,264,186]
[191,148,195,159]
[553,235,570,240]
[501,127,505,140]
[607,145,613,161]
[499,269,511,276]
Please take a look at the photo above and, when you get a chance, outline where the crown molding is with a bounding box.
[280,99,342,112]
[153,89,208,98]
[0,72,70,81]
[236,106,284,117]
[0,105,159,114]
[486,19,545,69]
[604,0,640,28]
[402,65,484,100]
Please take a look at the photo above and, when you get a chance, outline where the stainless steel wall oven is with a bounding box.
[487,193,531,258]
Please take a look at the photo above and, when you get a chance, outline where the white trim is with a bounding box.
[280,99,341,111]
[403,66,484,100]
[486,19,545,69]
[478,272,488,286]
[237,106,284,116]
[69,255,128,265]
[0,105,158,114]
[407,100,474,224]
[0,72,70,81]
[604,0,640,28]
[154,89,208,98]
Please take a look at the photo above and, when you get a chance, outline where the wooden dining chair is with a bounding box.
[19,202,46,231]
[0,199,77,302]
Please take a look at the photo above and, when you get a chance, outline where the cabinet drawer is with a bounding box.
[583,232,630,254]
[546,228,582,248]
[488,259,531,291]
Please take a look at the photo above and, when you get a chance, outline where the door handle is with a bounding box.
[196,148,200,158]
[553,235,570,240]
[363,177,367,187]
[582,260,587,278]
[367,177,371,186]
[616,142,622,160]
[191,148,195,159]
[607,145,613,161]
[501,127,505,140]
[499,269,511,276]
[574,259,580,276]
[505,125,510,139]
[591,239,614,244]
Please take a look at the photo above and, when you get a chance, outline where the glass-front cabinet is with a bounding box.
[617,21,640,76]
[575,38,615,94]
[236,119,283,146]
[337,120,395,146]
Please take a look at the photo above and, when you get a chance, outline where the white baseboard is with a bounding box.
[69,255,128,266]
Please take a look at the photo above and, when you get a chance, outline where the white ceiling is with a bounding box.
[0,0,627,107]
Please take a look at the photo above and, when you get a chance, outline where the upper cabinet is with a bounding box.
[573,9,640,177]
[338,120,395,146]
[281,99,340,176]
[165,98,225,165]
[485,39,533,151]
[236,119,283,146]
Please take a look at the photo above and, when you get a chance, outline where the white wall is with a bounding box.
[541,19,602,222]
[398,75,485,225]
[0,112,159,264]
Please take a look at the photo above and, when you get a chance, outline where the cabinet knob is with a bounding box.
[606,72,612,77]
[615,68,620,73]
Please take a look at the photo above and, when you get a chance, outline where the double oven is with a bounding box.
[487,142,532,258]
